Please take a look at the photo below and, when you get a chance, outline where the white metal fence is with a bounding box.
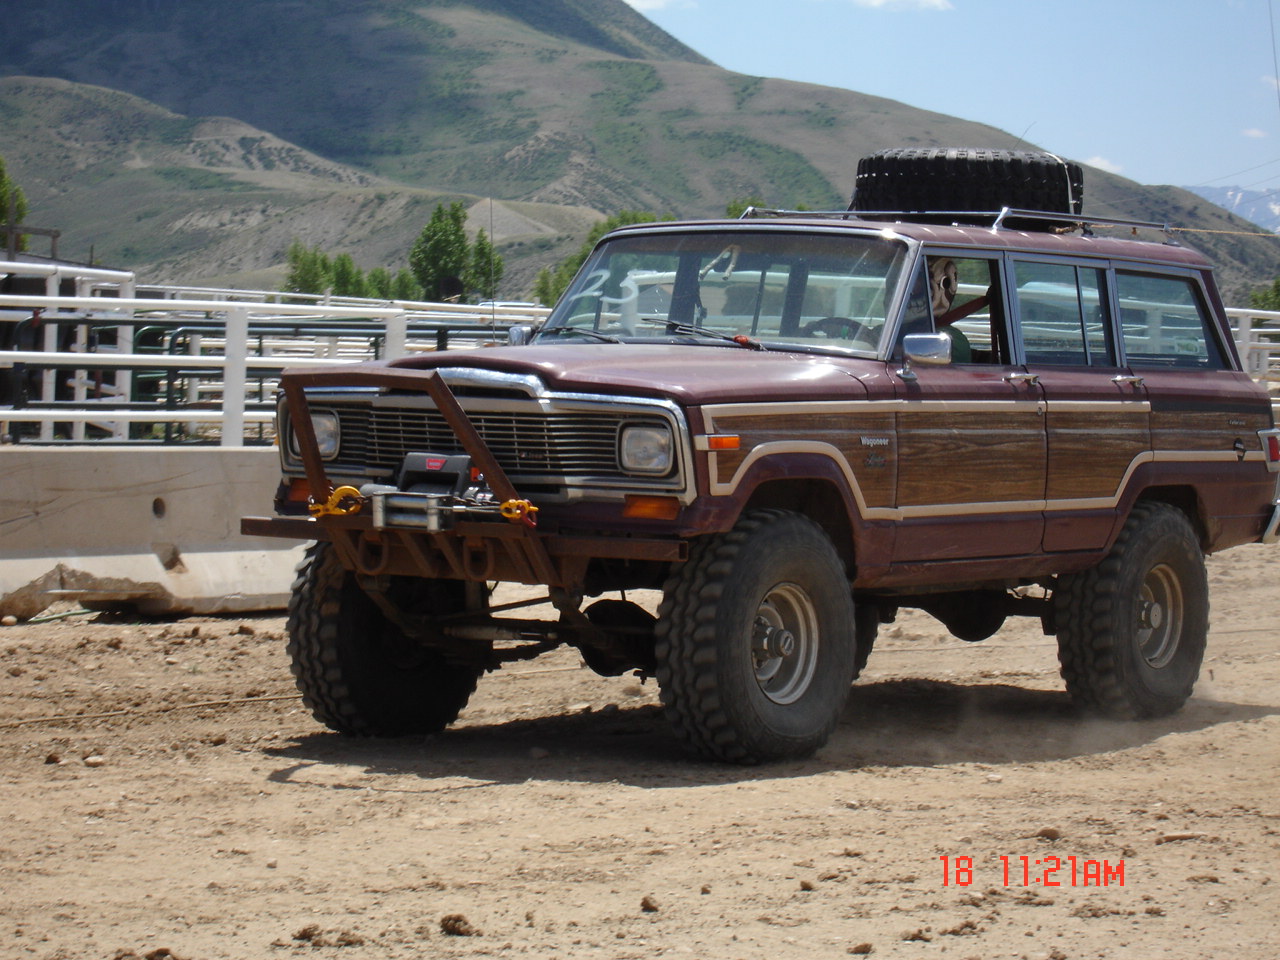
[0,261,548,446]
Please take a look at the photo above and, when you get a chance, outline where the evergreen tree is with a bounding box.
[409,201,471,302]
[0,154,30,254]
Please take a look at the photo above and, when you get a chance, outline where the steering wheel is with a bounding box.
[802,316,867,340]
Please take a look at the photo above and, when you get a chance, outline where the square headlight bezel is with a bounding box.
[286,409,341,461]
[619,422,674,476]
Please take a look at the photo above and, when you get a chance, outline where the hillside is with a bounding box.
[0,77,602,293]
[3,0,1278,302]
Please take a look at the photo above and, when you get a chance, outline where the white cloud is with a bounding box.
[1263,75,1280,90]
[1085,156,1123,175]
[622,0,686,9]
[1244,128,1269,138]
[850,0,954,8]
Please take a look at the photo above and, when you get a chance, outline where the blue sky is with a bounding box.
[625,0,1280,191]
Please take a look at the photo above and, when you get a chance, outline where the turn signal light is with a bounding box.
[622,495,681,520]
[707,434,740,450]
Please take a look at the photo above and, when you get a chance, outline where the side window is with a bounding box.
[1013,261,1113,365]
[926,255,1008,363]
[1116,272,1225,369]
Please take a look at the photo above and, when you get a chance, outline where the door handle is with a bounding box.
[1111,375,1145,387]
[1003,372,1039,385]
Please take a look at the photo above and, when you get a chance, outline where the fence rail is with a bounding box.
[0,269,548,445]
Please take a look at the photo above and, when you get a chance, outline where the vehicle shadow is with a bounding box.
[261,677,1279,790]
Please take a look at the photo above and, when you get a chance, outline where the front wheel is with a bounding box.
[655,510,858,763]
[1053,502,1208,718]
[286,542,482,736]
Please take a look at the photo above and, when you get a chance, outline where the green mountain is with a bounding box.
[0,76,602,293]
[2,0,1276,303]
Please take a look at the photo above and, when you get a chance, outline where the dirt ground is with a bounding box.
[2,544,1278,960]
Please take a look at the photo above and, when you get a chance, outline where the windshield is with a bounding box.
[538,229,910,353]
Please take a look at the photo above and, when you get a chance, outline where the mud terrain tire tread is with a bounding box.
[1054,501,1208,719]
[655,510,858,764]
[287,542,479,736]
[851,148,1084,226]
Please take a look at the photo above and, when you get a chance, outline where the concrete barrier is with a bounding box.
[0,446,304,619]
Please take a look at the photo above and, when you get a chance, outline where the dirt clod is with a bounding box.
[440,914,479,936]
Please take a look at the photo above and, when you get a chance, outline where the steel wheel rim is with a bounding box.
[1137,562,1184,668]
[751,582,819,705]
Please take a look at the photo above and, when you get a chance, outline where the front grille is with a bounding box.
[329,405,663,480]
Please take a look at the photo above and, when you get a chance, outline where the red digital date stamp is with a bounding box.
[940,855,1125,887]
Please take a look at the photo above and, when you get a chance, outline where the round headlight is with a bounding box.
[620,423,673,475]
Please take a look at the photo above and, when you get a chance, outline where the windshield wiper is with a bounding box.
[636,317,766,351]
[538,326,622,343]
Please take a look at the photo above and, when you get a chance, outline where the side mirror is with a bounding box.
[898,332,953,381]
[507,324,534,346]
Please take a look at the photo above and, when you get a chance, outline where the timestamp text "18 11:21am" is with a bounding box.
[940,855,1125,888]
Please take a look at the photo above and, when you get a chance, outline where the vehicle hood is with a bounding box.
[385,344,876,404]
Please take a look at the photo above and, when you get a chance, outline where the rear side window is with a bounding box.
[1116,272,1224,369]
[1013,260,1112,365]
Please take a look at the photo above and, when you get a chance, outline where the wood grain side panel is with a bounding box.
[1152,410,1271,454]
[710,412,897,508]
[896,411,1045,505]
[1046,409,1149,500]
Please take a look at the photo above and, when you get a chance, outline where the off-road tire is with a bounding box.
[850,148,1084,228]
[1053,502,1208,719]
[655,510,858,763]
[286,542,480,736]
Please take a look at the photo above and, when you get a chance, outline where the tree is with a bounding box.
[391,268,423,301]
[330,253,366,298]
[725,196,765,219]
[1,154,30,254]
[365,267,392,300]
[465,228,503,301]
[533,210,663,306]
[1250,277,1280,312]
[409,201,471,302]
[282,240,331,296]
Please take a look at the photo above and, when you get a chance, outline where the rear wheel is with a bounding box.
[655,510,858,763]
[286,542,481,736]
[1054,502,1208,718]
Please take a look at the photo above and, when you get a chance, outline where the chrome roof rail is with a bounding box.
[738,205,1177,242]
[992,207,1174,241]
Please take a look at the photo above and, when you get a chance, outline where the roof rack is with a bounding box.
[738,206,1176,243]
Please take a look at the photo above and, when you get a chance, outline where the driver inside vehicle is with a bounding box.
[929,257,973,362]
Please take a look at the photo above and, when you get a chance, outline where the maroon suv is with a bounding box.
[245,151,1280,763]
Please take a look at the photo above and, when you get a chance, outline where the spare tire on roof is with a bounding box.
[849,148,1084,230]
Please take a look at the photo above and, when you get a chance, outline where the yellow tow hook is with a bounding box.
[500,498,539,528]
[309,485,365,517]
